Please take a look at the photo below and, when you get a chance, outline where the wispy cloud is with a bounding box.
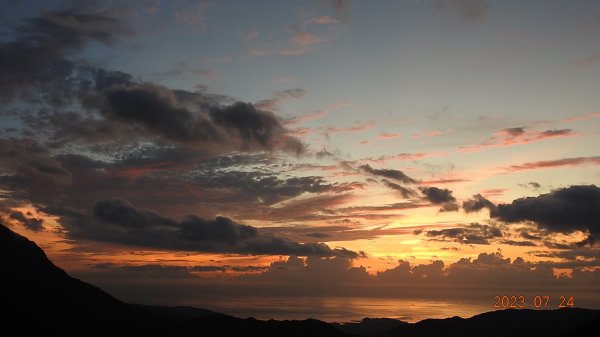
[570,52,600,67]
[243,26,259,42]
[378,132,402,140]
[412,129,450,140]
[563,111,600,123]
[254,88,307,111]
[500,156,600,172]
[304,16,340,25]
[459,127,576,153]
[174,2,213,32]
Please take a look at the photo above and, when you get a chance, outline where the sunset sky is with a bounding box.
[1,0,599,321]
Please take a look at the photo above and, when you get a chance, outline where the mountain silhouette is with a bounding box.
[1,223,599,337]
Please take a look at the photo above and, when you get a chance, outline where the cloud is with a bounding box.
[419,186,458,211]
[363,152,448,164]
[382,179,417,198]
[8,210,43,231]
[188,169,351,205]
[462,194,495,213]
[254,88,307,111]
[436,0,489,23]
[425,223,503,245]
[359,164,417,184]
[292,31,328,46]
[570,52,600,67]
[491,185,600,246]
[87,83,304,154]
[282,101,350,126]
[88,262,269,279]
[378,132,402,140]
[0,6,305,158]
[304,16,339,25]
[563,111,600,123]
[501,156,600,172]
[0,138,72,184]
[0,6,132,103]
[459,127,576,153]
[173,2,212,32]
[519,182,541,190]
[262,222,421,243]
[419,186,456,204]
[76,252,600,305]
[499,239,537,247]
[243,26,259,42]
[51,198,360,257]
[411,129,449,140]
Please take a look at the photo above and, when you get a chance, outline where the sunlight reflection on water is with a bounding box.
[188,297,491,322]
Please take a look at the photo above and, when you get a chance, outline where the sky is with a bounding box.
[1,0,599,321]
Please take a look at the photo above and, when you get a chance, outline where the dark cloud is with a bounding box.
[209,101,302,152]
[419,186,455,204]
[189,169,351,205]
[462,193,495,213]
[0,139,71,184]
[85,83,304,154]
[52,198,360,257]
[499,239,537,247]
[520,230,542,241]
[519,182,541,190]
[440,202,459,212]
[491,185,600,246]
[539,129,573,137]
[0,7,132,103]
[90,262,269,278]
[100,83,219,142]
[359,164,416,184]
[502,127,526,136]
[304,232,330,238]
[425,223,503,245]
[8,210,43,231]
[543,240,573,250]
[419,186,458,212]
[382,179,417,198]
[0,6,304,157]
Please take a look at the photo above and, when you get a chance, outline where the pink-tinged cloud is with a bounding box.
[501,156,600,172]
[279,46,310,56]
[287,127,312,137]
[419,178,470,185]
[283,101,351,126]
[243,26,259,42]
[480,188,507,198]
[363,151,448,164]
[255,88,306,111]
[292,31,328,46]
[115,162,177,182]
[283,110,327,126]
[324,121,376,134]
[304,16,340,25]
[378,132,402,140]
[570,52,600,67]
[459,127,576,153]
[412,129,449,140]
[248,47,273,57]
[564,111,600,123]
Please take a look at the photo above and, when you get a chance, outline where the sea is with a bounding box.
[185,296,492,323]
